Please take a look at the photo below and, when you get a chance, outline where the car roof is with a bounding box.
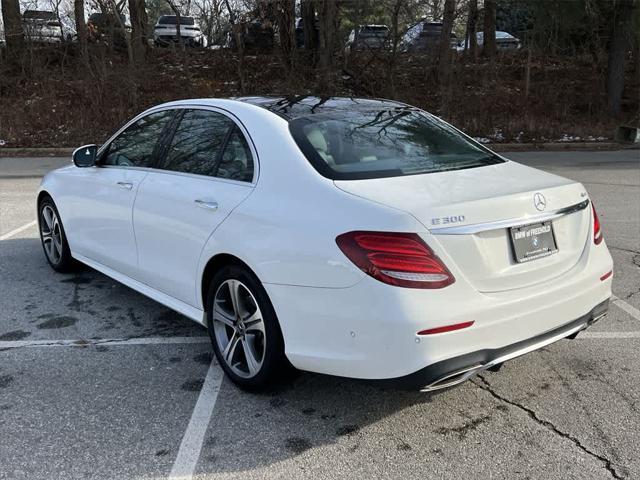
[233,96,409,120]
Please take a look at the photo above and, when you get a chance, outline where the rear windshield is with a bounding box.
[289,108,504,180]
[159,16,195,25]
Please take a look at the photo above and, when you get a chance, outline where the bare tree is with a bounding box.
[166,0,184,50]
[317,0,339,91]
[1,0,24,58]
[465,0,478,61]
[276,0,295,70]
[483,0,496,60]
[606,0,637,116]
[224,0,245,92]
[74,0,89,64]
[300,0,317,52]
[129,0,148,62]
[437,0,455,83]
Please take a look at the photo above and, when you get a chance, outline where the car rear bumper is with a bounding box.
[380,299,609,391]
[265,238,613,381]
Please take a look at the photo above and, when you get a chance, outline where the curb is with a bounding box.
[0,142,637,158]
[487,142,638,152]
[0,147,74,157]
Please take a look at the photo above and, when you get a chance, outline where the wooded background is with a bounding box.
[1,0,638,148]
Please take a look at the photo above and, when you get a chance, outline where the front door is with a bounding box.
[62,110,174,278]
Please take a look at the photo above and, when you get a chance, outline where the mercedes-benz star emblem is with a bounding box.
[534,192,547,211]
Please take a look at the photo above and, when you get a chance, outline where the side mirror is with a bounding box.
[72,144,98,167]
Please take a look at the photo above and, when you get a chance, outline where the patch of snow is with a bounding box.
[474,137,491,144]
[0,139,6,146]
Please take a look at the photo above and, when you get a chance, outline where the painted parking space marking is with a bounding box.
[611,295,640,322]
[169,361,224,480]
[0,220,37,241]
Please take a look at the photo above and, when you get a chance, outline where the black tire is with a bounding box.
[38,196,77,273]
[206,264,292,392]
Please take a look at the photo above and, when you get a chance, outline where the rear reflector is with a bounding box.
[336,231,455,289]
[600,270,613,281]
[417,321,474,335]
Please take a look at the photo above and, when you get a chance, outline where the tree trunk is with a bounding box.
[317,0,338,91]
[277,0,295,70]
[301,0,317,52]
[167,0,184,50]
[606,0,635,117]
[129,0,147,63]
[223,0,245,93]
[466,0,478,61]
[437,0,455,84]
[74,0,88,64]
[483,0,497,60]
[1,0,24,58]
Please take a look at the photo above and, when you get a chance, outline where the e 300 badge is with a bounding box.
[431,215,465,226]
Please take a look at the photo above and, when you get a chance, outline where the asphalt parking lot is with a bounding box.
[1,150,639,480]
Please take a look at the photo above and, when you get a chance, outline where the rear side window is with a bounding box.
[102,110,174,168]
[217,127,254,182]
[160,109,254,182]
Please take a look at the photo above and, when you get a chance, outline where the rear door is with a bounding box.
[133,108,256,307]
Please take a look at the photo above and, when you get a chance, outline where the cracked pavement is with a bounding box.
[1,149,639,479]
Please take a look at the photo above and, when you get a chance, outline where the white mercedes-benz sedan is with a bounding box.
[37,97,613,391]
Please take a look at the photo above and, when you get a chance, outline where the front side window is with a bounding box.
[289,108,503,180]
[161,109,234,177]
[102,111,174,168]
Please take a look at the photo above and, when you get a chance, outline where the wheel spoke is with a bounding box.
[42,207,53,230]
[213,302,236,327]
[242,338,260,376]
[222,332,240,364]
[228,280,243,317]
[244,311,265,335]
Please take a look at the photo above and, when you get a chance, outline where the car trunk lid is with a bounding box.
[334,161,591,292]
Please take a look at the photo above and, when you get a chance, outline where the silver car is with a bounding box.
[153,15,207,48]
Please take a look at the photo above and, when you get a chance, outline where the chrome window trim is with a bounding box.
[96,103,260,186]
[430,199,590,235]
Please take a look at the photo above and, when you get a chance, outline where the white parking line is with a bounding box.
[0,220,37,241]
[0,336,209,349]
[612,295,640,322]
[169,361,224,480]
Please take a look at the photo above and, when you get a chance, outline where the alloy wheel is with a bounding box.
[40,205,63,265]
[212,279,266,378]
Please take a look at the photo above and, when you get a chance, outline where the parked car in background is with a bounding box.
[22,10,63,44]
[456,31,521,52]
[344,25,390,54]
[401,20,457,53]
[88,12,131,48]
[153,15,207,48]
[229,19,274,53]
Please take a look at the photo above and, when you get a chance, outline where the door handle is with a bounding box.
[194,199,219,211]
[117,182,133,190]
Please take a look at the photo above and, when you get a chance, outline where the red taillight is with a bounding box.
[336,231,455,289]
[592,203,603,245]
